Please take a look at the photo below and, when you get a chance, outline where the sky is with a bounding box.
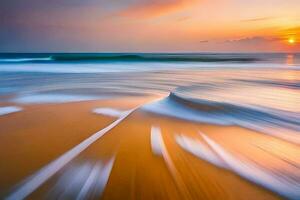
[0,0,300,52]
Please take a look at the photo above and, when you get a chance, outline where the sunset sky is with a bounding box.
[1,0,299,52]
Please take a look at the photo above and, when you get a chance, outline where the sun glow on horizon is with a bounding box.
[1,1,300,52]
[288,38,295,44]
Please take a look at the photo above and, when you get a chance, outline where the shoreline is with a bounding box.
[0,97,293,199]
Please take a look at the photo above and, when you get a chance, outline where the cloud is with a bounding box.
[241,16,276,22]
[280,26,300,38]
[225,36,278,44]
[117,0,197,18]
[176,16,191,22]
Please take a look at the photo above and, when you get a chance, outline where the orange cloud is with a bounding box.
[118,0,197,18]
[280,26,300,39]
[225,36,280,44]
[241,16,276,22]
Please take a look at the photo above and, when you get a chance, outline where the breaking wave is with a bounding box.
[143,91,300,144]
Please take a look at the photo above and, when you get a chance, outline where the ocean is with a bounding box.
[1,53,300,199]
[0,53,299,144]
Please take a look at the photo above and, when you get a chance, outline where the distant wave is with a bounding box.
[0,53,259,63]
[143,92,300,144]
[50,54,259,62]
[0,57,52,63]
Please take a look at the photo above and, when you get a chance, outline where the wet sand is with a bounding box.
[0,97,288,199]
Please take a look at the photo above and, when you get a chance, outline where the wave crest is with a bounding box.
[143,91,300,144]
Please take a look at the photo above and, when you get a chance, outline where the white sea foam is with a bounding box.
[0,63,133,73]
[12,94,102,104]
[151,126,164,156]
[175,134,227,168]
[143,95,300,145]
[0,58,52,62]
[176,130,300,199]
[200,133,300,200]
[45,158,115,200]
[50,163,92,198]
[0,62,196,74]
[93,108,127,118]
[0,106,22,116]
[76,163,103,200]
[150,126,193,198]
[95,157,115,197]
[143,98,230,126]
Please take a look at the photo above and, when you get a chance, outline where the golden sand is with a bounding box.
[0,97,283,199]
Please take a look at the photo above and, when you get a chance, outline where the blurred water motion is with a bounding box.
[45,159,115,200]
[0,53,299,199]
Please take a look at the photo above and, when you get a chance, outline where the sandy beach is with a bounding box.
[1,0,299,197]
[1,96,295,199]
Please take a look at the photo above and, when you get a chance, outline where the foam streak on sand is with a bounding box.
[45,158,115,200]
[5,109,134,200]
[0,106,22,116]
[200,133,300,200]
[150,126,164,156]
[93,108,127,118]
[76,162,104,200]
[150,126,193,199]
[95,157,116,197]
[175,134,227,169]
[13,94,101,104]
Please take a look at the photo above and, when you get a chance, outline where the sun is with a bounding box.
[288,38,295,44]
